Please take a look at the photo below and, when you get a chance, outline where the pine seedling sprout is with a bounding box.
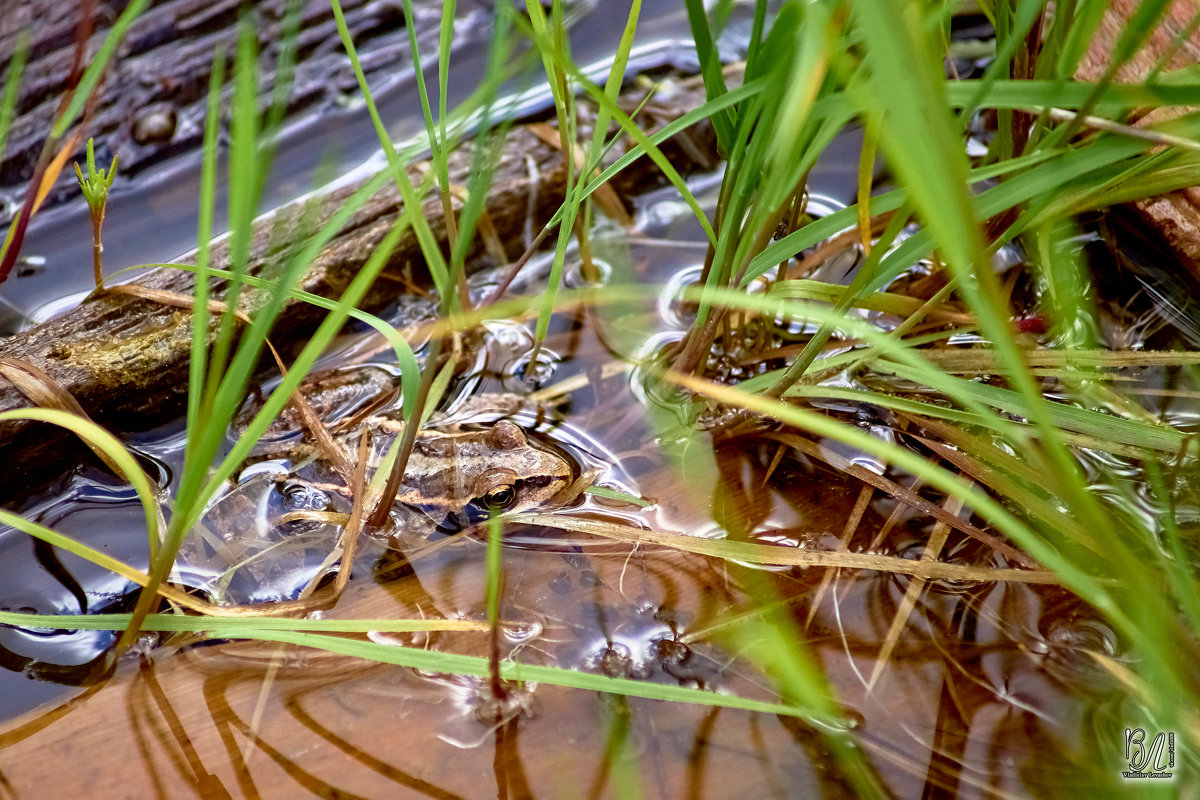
[73,137,118,288]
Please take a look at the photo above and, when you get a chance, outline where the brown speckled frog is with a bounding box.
[351,415,575,530]
[231,366,579,534]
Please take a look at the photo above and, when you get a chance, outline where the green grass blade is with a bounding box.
[202,19,260,401]
[1055,0,1108,77]
[683,0,734,153]
[667,374,1127,630]
[0,610,484,635]
[0,511,153,589]
[197,627,832,719]
[0,410,159,559]
[329,0,453,303]
[187,49,225,456]
[486,510,503,650]
[148,260,420,414]
[585,0,641,168]
[195,214,414,512]
[0,30,29,163]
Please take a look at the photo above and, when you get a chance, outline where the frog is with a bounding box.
[180,368,584,604]
[323,415,577,531]
[228,365,581,534]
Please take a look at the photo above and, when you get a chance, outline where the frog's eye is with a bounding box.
[483,484,518,510]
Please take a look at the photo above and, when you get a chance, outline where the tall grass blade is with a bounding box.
[683,0,734,153]
[0,30,29,163]
[329,0,453,304]
[187,49,225,453]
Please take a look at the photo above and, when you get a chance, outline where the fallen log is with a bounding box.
[0,78,717,492]
[1077,0,1200,283]
[0,0,494,221]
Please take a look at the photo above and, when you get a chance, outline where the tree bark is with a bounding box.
[0,0,486,220]
[1077,0,1200,281]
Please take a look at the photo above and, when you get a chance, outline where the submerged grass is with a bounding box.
[2,0,1200,792]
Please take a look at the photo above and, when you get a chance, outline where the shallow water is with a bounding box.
[0,161,1157,797]
[0,3,1193,797]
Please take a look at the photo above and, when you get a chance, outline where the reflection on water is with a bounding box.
[0,161,1161,796]
[0,4,1194,797]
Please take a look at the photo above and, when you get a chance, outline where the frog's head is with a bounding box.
[455,421,575,525]
[404,420,577,531]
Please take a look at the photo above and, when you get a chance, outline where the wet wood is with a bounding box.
[0,0,486,221]
[1078,0,1200,279]
[0,78,717,490]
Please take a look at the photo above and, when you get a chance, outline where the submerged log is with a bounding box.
[0,77,717,488]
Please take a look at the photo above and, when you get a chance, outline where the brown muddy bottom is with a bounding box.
[0,162,1179,798]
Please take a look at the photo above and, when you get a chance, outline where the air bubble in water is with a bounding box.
[501,620,544,644]
[281,482,332,512]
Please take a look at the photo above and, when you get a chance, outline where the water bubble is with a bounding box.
[657,264,705,329]
[586,642,633,678]
[1036,616,1122,696]
[817,428,891,476]
[501,620,544,644]
[564,257,613,289]
[650,637,725,685]
[472,684,535,726]
[652,636,690,666]
[368,629,429,648]
[811,713,862,734]
[504,347,560,392]
[803,194,847,219]
[852,425,894,474]
[4,607,58,637]
[281,482,332,513]
[131,105,178,145]
[238,460,291,483]
[481,320,534,351]
[639,198,693,230]
[807,243,861,285]
[628,332,692,415]
[27,290,92,327]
